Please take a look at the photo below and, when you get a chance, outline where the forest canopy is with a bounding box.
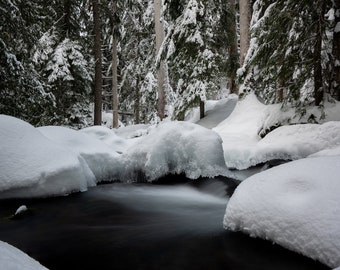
[0,0,339,127]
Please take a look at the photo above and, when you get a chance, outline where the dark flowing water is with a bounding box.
[0,177,329,270]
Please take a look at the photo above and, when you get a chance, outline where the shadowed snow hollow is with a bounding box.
[0,115,95,199]
[224,156,340,268]
[121,121,228,181]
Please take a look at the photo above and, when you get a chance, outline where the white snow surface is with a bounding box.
[79,126,129,154]
[0,115,95,199]
[0,115,228,197]
[38,126,122,182]
[14,205,28,216]
[121,121,228,181]
[214,93,340,169]
[224,156,340,268]
[0,241,48,270]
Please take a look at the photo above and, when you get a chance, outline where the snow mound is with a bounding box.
[309,144,340,158]
[214,94,340,169]
[79,125,129,154]
[0,115,95,199]
[0,241,48,270]
[121,121,228,181]
[224,156,340,268]
[250,121,340,167]
[115,124,150,139]
[38,126,122,182]
[213,93,267,169]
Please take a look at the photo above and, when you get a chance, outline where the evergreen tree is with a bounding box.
[0,0,55,125]
[102,0,159,124]
[92,0,102,126]
[239,0,335,111]
[330,0,340,100]
[163,0,231,120]
[33,0,93,127]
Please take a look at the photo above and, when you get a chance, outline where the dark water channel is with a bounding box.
[0,177,329,270]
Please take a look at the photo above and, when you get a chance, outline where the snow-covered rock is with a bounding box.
[38,126,122,182]
[251,121,340,166]
[0,115,95,199]
[121,121,228,181]
[14,205,28,216]
[214,94,340,169]
[224,156,340,268]
[0,241,48,270]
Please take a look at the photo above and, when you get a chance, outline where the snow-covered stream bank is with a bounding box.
[0,178,328,270]
[1,94,340,269]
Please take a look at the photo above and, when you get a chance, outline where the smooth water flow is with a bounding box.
[0,179,329,270]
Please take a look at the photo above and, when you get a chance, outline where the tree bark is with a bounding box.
[199,100,205,119]
[228,0,238,94]
[239,0,251,66]
[332,1,340,100]
[135,76,140,124]
[313,1,326,106]
[154,0,166,120]
[63,0,71,36]
[92,0,102,125]
[112,0,119,128]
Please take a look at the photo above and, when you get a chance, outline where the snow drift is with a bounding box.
[224,156,340,268]
[121,121,228,181]
[214,93,340,169]
[38,126,122,182]
[0,115,95,199]
[79,125,130,154]
[0,241,48,270]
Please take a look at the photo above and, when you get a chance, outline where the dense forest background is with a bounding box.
[1,0,339,128]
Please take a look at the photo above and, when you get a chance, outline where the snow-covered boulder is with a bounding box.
[224,156,340,268]
[121,121,228,181]
[38,126,122,182]
[0,115,95,199]
[251,121,340,167]
[0,241,48,270]
[214,93,340,169]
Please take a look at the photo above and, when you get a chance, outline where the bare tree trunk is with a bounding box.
[199,100,205,119]
[135,76,140,124]
[239,0,251,66]
[332,1,340,100]
[112,0,119,128]
[154,0,166,120]
[313,1,326,106]
[92,0,102,125]
[229,0,238,94]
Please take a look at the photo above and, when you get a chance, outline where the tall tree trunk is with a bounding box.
[228,0,238,94]
[92,0,102,125]
[112,0,119,128]
[135,76,140,124]
[134,27,141,124]
[313,1,326,106]
[154,0,166,120]
[239,0,251,66]
[332,1,340,100]
[63,0,71,36]
[199,100,205,119]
